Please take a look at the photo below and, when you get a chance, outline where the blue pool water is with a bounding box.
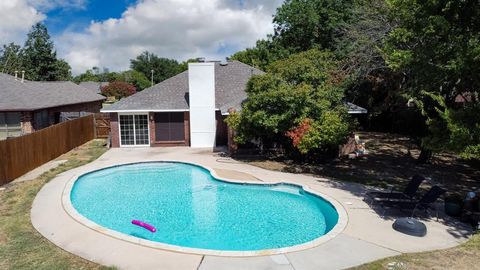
[71,162,339,251]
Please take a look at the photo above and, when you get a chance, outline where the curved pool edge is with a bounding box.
[61,160,349,257]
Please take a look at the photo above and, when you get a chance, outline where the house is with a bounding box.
[0,73,105,140]
[78,81,109,94]
[102,60,367,148]
[102,60,261,147]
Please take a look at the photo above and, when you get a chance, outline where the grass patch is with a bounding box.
[0,139,115,270]
[351,233,480,270]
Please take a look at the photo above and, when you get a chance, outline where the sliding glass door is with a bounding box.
[119,114,149,146]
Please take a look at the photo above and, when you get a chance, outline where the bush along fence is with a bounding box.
[0,114,96,185]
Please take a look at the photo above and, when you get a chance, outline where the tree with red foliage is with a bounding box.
[101,81,136,99]
[286,118,312,148]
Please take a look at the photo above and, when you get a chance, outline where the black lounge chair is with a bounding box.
[366,175,425,206]
[380,185,446,220]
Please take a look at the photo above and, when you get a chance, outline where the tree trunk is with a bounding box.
[417,147,432,164]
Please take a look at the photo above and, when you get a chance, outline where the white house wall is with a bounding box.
[188,62,216,147]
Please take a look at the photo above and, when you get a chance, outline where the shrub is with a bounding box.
[101,81,136,99]
[226,49,352,158]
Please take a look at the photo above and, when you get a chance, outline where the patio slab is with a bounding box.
[31,147,471,270]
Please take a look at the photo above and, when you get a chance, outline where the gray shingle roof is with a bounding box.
[102,61,264,114]
[0,73,106,111]
[79,81,109,94]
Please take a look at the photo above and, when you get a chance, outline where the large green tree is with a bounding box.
[0,43,23,75]
[22,23,71,81]
[273,0,354,53]
[231,0,354,70]
[130,51,182,84]
[227,49,351,158]
[383,0,480,161]
[230,39,289,71]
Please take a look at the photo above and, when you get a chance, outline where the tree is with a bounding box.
[231,0,354,70]
[273,0,354,53]
[230,39,289,71]
[73,69,100,83]
[341,0,393,77]
[0,43,23,75]
[51,59,72,81]
[421,94,480,160]
[226,49,351,158]
[101,81,136,99]
[22,23,71,81]
[130,51,182,84]
[383,0,480,162]
[113,70,150,91]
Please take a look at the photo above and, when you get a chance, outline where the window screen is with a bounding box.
[154,112,185,142]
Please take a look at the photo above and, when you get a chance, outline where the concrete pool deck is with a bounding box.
[31,147,472,270]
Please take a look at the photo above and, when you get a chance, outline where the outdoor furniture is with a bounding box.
[380,185,446,220]
[366,175,425,206]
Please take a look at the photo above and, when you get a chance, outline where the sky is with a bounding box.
[0,0,283,74]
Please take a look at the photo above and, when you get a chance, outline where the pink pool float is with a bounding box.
[131,220,156,232]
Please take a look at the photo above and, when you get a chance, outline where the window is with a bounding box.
[119,114,149,146]
[154,112,185,142]
[0,112,22,139]
[34,110,49,130]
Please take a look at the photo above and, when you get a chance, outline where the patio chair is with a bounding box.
[380,185,446,220]
[366,175,425,206]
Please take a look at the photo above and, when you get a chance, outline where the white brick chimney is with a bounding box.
[188,62,216,148]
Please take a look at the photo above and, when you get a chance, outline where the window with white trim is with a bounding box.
[119,114,149,146]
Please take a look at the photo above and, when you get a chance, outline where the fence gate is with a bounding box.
[94,113,111,139]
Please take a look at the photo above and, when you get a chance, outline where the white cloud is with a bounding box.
[0,0,45,44]
[58,0,283,74]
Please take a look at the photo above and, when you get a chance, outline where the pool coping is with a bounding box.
[61,160,348,257]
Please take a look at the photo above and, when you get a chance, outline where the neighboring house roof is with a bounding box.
[346,102,368,114]
[0,73,106,111]
[79,81,109,94]
[454,92,477,103]
[102,61,264,114]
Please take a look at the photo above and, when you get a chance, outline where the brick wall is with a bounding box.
[111,111,191,148]
[110,113,120,147]
[149,112,155,145]
[184,112,190,146]
[50,100,103,114]
[20,112,33,134]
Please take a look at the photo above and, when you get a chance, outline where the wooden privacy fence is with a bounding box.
[0,115,95,185]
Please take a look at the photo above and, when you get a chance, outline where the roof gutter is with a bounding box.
[101,108,224,113]
[100,109,190,113]
[0,98,106,112]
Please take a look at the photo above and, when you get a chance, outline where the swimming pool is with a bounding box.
[69,162,342,254]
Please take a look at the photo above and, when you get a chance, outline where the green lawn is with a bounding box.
[0,139,115,270]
